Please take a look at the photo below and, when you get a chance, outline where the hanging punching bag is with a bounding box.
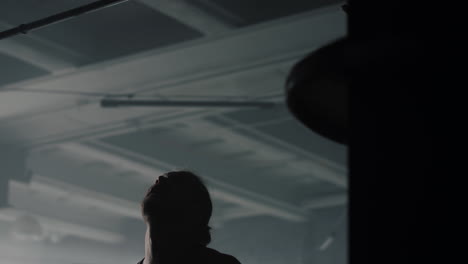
[285,38,348,145]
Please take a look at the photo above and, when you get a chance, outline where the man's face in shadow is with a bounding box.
[145,215,181,252]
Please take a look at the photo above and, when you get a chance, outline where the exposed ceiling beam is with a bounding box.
[0,38,75,73]
[57,142,167,182]
[26,109,212,148]
[194,0,245,26]
[302,193,347,210]
[0,5,346,147]
[0,207,124,243]
[1,4,344,97]
[59,142,309,222]
[137,0,234,35]
[209,187,306,222]
[0,21,81,73]
[212,115,348,187]
[221,206,267,222]
[3,55,300,148]
[9,175,141,219]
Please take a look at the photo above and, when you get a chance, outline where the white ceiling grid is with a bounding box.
[0,2,347,259]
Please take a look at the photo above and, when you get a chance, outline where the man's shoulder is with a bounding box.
[203,247,241,264]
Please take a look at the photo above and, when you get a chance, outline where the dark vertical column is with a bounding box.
[348,1,430,263]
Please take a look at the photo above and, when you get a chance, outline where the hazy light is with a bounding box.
[319,235,335,251]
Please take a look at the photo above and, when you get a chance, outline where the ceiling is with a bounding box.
[0,1,347,264]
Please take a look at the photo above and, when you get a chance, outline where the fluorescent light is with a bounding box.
[319,235,335,251]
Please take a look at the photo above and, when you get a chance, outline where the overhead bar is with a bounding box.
[0,0,130,40]
[100,99,279,108]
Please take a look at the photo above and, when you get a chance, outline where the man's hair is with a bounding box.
[141,170,212,246]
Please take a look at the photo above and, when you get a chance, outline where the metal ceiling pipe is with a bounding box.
[100,99,279,108]
[0,0,131,40]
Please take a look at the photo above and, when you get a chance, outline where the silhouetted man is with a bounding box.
[137,171,241,264]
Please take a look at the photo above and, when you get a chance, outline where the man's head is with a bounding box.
[141,171,212,248]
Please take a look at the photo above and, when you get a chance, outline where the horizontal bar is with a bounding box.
[0,0,130,40]
[100,99,279,108]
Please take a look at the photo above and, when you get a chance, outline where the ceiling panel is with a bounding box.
[97,117,345,205]
[233,116,347,165]
[193,0,343,26]
[220,106,291,125]
[4,1,203,63]
[0,0,97,24]
[0,53,49,86]
[27,147,151,202]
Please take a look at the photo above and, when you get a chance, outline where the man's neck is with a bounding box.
[146,244,205,264]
